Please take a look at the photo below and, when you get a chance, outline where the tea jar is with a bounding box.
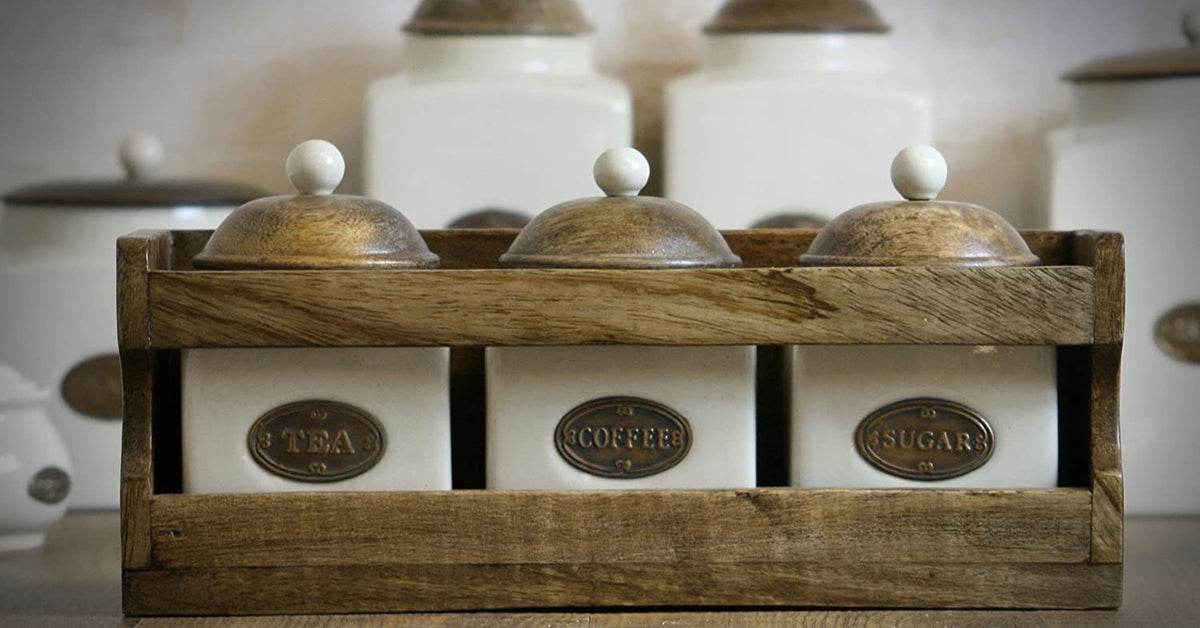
[364,0,633,228]
[664,0,931,227]
[183,140,450,493]
[791,146,1057,489]
[487,148,755,489]
[1049,9,1200,513]
[0,362,72,551]
[0,133,262,508]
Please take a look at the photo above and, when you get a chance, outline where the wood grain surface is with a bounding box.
[7,514,1196,626]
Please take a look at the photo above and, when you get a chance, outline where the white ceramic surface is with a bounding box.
[364,34,632,228]
[486,345,755,489]
[0,136,235,509]
[0,363,72,552]
[665,32,932,227]
[182,348,451,493]
[789,345,1059,489]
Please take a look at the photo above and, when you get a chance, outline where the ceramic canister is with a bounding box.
[183,140,450,493]
[364,0,632,228]
[0,362,72,552]
[1049,9,1200,513]
[488,147,755,489]
[665,0,931,228]
[791,146,1058,489]
[0,134,262,509]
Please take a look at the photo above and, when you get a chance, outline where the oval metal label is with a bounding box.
[60,353,123,420]
[855,398,994,481]
[555,396,692,479]
[247,400,386,483]
[1155,303,1200,363]
[28,466,71,505]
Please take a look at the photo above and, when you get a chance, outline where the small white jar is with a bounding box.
[182,141,450,494]
[364,0,632,228]
[488,148,756,490]
[1049,9,1200,513]
[665,0,931,227]
[0,134,262,509]
[0,362,73,552]
[791,146,1058,489]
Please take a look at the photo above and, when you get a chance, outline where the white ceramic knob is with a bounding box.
[1185,6,1199,45]
[119,132,164,181]
[891,145,948,201]
[286,140,345,196]
[594,147,649,198]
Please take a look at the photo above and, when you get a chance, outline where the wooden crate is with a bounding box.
[117,229,1124,615]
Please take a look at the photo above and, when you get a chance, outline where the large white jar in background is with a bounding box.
[183,141,450,494]
[1049,10,1200,514]
[665,0,931,228]
[488,148,755,490]
[364,0,632,228]
[0,134,262,509]
[792,146,1058,489]
[0,362,73,552]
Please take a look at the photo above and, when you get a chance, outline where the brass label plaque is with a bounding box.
[247,400,386,483]
[555,396,692,479]
[855,398,994,481]
[1155,303,1200,363]
[60,353,122,420]
[28,466,71,504]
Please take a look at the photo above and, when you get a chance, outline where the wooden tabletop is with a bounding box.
[2,513,1197,627]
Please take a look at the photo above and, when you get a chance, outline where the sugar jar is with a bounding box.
[1049,9,1200,513]
[791,146,1057,489]
[0,133,262,508]
[183,140,450,493]
[487,148,755,489]
[664,0,931,227]
[364,0,632,228]
[0,362,73,551]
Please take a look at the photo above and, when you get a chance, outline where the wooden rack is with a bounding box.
[118,229,1123,615]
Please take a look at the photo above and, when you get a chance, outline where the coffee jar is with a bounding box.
[791,146,1058,489]
[0,134,262,508]
[182,140,451,493]
[487,148,756,489]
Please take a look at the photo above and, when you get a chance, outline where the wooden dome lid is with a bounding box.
[703,0,890,34]
[800,146,1039,267]
[1066,9,1200,83]
[403,0,593,36]
[193,141,438,270]
[500,148,742,269]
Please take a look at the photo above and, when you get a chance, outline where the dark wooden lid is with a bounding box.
[1066,9,1200,83]
[800,146,1039,267]
[500,148,742,269]
[193,141,438,270]
[403,0,593,36]
[447,208,532,228]
[3,133,264,207]
[703,0,889,34]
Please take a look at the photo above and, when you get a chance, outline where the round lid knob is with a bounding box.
[403,0,593,36]
[799,145,1039,267]
[286,139,345,196]
[704,0,890,34]
[119,132,164,181]
[500,148,742,269]
[193,140,439,270]
[1066,7,1200,82]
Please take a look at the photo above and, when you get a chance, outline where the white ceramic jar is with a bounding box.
[1049,9,1200,513]
[0,134,262,509]
[0,362,73,552]
[364,0,632,228]
[488,148,756,490]
[791,146,1058,489]
[665,0,931,228]
[182,141,450,494]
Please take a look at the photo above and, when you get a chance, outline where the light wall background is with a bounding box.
[0,0,1194,513]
